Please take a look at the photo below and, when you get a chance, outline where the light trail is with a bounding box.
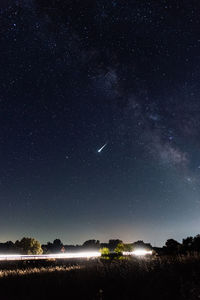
[0,249,153,261]
[0,252,101,261]
[123,249,153,256]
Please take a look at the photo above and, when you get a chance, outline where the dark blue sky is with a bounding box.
[1,0,200,246]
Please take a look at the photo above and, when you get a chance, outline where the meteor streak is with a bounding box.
[97,143,107,153]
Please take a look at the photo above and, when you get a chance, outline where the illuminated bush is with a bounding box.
[114,242,125,254]
[15,237,43,255]
[100,247,110,255]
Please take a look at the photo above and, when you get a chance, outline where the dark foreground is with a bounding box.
[0,254,200,300]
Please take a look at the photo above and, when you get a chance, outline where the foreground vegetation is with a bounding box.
[0,254,200,299]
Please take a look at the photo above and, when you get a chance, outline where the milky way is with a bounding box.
[0,1,200,246]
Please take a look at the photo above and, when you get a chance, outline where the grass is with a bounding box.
[0,265,82,278]
[0,254,200,299]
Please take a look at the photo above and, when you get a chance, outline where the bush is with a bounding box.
[15,237,43,255]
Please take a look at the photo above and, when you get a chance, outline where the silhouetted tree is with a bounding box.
[182,236,194,252]
[124,243,133,252]
[50,239,63,253]
[132,240,152,250]
[83,240,100,249]
[165,239,181,254]
[46,242,53,253]
[0,241,16,254]
[53,239,63,247]
[100,242,109,249]
[108,239,123,251]
[183,236,193,247]
[193,235,200,251]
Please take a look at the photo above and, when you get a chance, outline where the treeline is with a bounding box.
[0,238,43,255]
[1,234,200,255]
[162,235,200,255]
[42,239,152,254]
[0,238,152,255]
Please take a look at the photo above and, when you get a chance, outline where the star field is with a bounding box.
[0,0,200,246]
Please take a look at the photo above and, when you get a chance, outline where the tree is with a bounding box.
[100,247,110,255]
[114,243,133,253]
[53,239,63,247]
[182,236,193,249]
[165,239,181,254]
[132,240,152,250]
[114,242,125,254]
[123,243,133,252]
[108,239,123,251]
[83,240,100,249]
[53,239,63,252]
[15,237,43,255]
[0,241,16,254]
[43,241,53,254]
[193,235,200,251]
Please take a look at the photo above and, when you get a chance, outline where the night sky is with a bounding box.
[1,0,200,246]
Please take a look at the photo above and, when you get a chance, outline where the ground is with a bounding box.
[0,255,200,299]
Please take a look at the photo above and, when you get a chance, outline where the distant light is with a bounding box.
[133,249,152,256]
[123,249,153,257]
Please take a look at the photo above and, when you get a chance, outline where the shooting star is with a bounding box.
[97,143,107,153]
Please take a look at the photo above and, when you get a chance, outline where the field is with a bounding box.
[0,254,200,300]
